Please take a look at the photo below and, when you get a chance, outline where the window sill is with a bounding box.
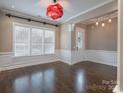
[12,53,56,58]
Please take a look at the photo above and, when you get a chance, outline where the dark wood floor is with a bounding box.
[0,61,117,93]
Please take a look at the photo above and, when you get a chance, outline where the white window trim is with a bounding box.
[13,22,56,31]
[13,22,55,58]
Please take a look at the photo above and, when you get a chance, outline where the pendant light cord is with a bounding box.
[53,0,57,3]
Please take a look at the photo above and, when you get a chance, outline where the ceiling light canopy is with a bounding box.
[47,0,63,20]
[108,19,112,23]
[102,23,105,27]
[96,22,99,26]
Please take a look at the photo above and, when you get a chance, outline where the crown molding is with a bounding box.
[63,0,116,23]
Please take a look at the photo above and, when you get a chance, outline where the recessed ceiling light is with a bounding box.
[96,22,99,26]
[102,23,105,27]
[108,19,112,23]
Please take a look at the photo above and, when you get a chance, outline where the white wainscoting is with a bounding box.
[0,49,117,71]
[0,53,13,71]
[71,50,87,64]
[58,49,71,65]
[0,51,60,71]
[0,52,13,67]
[58,49,117,66]
[86,50,117,66]
[69,50,117,66]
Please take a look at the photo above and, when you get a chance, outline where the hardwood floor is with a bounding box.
[0,61,117,93]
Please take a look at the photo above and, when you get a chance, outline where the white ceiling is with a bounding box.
[80,11,117,24]
[0,0,114,24]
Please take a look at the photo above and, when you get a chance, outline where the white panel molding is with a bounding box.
[70,50,117,66]
[0,53,13,66]
[86,50,117,66]
[71,50,87,65]
[0,53,13,71]
[58,49,117,66]
[58,49,71,65]
[113,85,123,93]
[0,51,60,71]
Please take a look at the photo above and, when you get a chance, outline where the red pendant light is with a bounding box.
[47,0,63,20]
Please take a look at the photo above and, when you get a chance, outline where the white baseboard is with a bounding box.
[113,85,123,93]
[0,52,12,55]
[1,59,59,71]
[60,59,72,65]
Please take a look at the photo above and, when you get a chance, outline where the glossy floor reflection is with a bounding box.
[0,61,117,93]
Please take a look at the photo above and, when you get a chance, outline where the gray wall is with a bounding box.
[86,17,117,51]
[60,24,72,50]
[0,11,13,52]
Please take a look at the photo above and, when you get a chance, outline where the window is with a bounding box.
[14,26,30,56]
[77,32,83,49]
[31,28,43,56]
[14,24,55,57]
[76,27,85,50]
[44,30,55,54]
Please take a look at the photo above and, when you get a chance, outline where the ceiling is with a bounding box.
[80,10,118,25]
[0,0,114,24]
